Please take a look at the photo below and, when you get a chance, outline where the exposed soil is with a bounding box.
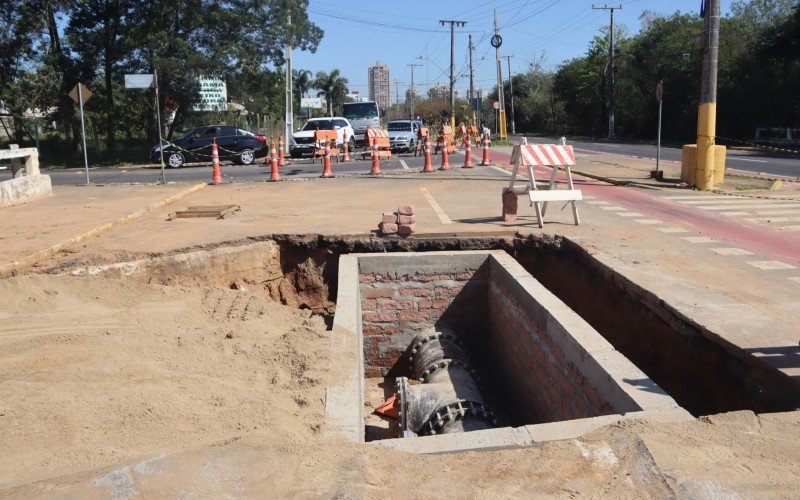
[1,256,799,496]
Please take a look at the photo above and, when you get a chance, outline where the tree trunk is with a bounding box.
[46,2,77,151]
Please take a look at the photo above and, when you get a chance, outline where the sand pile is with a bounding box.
[0,274,328,484]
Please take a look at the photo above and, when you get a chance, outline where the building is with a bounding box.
[368,61,391,110]
[346,90,367,103]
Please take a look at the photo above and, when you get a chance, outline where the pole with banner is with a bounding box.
[69,83,92,184]
[125,73,165,184]
[654,80,663,178]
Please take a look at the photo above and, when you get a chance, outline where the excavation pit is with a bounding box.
[326,250,689,453]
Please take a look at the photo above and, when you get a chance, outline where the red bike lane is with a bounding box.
[485,148,800,266]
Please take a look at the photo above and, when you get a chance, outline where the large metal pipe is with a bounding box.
[398,330,496,436]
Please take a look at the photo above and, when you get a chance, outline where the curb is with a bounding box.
[0,182,207,278]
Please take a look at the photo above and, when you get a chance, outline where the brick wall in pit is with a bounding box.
[360,268,488,377]
[487,276,615,424]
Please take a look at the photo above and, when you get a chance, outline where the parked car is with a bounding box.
[387,120,422,152]
[150,125,268,168]
[289,117,354,158]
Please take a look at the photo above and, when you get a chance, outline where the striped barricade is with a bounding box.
[507,140,582,228]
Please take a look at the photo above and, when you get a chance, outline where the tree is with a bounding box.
[313,69,348,116]
[293,69,312,109]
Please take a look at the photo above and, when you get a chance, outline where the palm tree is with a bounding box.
[293,69,312,109]
[313,69,349,117]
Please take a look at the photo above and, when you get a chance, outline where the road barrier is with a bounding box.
[462,128,474,168]
[504,140,582,227]
[480,133,492,166]
[436,125,456,156]
[278,135,286,167]
[269,138,280,181]
[342,131,352,162]
[211,138,223,184]
[321,138,335,178]
[363,127,392,160]
[314,129,341,164]
[421,127,434,173]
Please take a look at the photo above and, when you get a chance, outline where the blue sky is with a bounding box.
[293,0,734,101]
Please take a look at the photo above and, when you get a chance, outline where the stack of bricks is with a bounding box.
[378,204,416,236]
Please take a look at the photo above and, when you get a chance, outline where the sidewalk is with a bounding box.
[0,183,205,277]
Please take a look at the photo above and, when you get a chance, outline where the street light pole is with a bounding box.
[439,19,466,129]
[504,55,516,135]
[407,62,422,118]
[592,4,622,139]
[469,34,475,124]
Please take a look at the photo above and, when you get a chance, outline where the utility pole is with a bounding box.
[592,4,621,138]
[440,19,467,129]
[492,10,507,139]
[468,34,476,124]
[504,55,516,135]
[285,8,293,153]
[695,0,721,189]
[407,62,422,118]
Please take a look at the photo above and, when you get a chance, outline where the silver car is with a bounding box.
[387,120,422,152]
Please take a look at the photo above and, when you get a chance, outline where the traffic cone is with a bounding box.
[422,135,434,173]
[269,142,280,181]
[211,138,223,184]
[463,131,474,168]
[278,134,286,167]
[439,139,451,170]
[480,133,492,166]
[342,131,352,162]
[321,139,334,178]
[370,141,382,175]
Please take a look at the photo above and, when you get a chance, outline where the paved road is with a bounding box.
[513,135,800,179]
[39,155,423,186]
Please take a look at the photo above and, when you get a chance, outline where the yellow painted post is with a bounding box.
[499,109,507,140]
[696,102,716,190]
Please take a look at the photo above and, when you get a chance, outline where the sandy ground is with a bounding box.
[1,274,799,497]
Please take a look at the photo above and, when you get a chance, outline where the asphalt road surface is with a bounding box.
[514,135,800,179]
[40,154,424,186]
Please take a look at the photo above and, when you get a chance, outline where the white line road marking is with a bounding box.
[680,199,779,205]
[617,212,643,217]
[663,195,732,200]
[656,227,689,233]
[790,277,800,284]
[586,200,610,205]
[399,160,410,171]
[489,165,511,175]
[592,143,621,148]
[600,206,626,211]
[745,216,800,223]
[728,158,767,163]
[720,211,750,216]
[634,219,662,225]
[681,236,717,243]
[711,247,754,256]
[698,204,800,210]
[781,225,800,231]
[746,260,797,270]
[420,187,452,224]
[753,210,800,216]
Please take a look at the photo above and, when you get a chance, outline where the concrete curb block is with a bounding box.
[0,182,207,278]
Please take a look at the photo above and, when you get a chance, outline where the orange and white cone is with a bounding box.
[269,141,280,181]
[278,134,286,167]
[342,131,352,162]
[422,135,434,173]
[439,139,451,170]
[480,133,492,166]
[370,141,382,175]
[321,139,334,178]
[463,132,474,168]
[211,138,223,184]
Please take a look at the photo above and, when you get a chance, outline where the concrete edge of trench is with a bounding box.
[0,182,208,279]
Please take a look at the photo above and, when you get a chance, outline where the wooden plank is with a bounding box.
[528,190,583,202]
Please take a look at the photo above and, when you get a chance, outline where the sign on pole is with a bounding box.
[126,73,165,183]
[69,83,91,184]
[124,74,155,89]
[493,101,500,110]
